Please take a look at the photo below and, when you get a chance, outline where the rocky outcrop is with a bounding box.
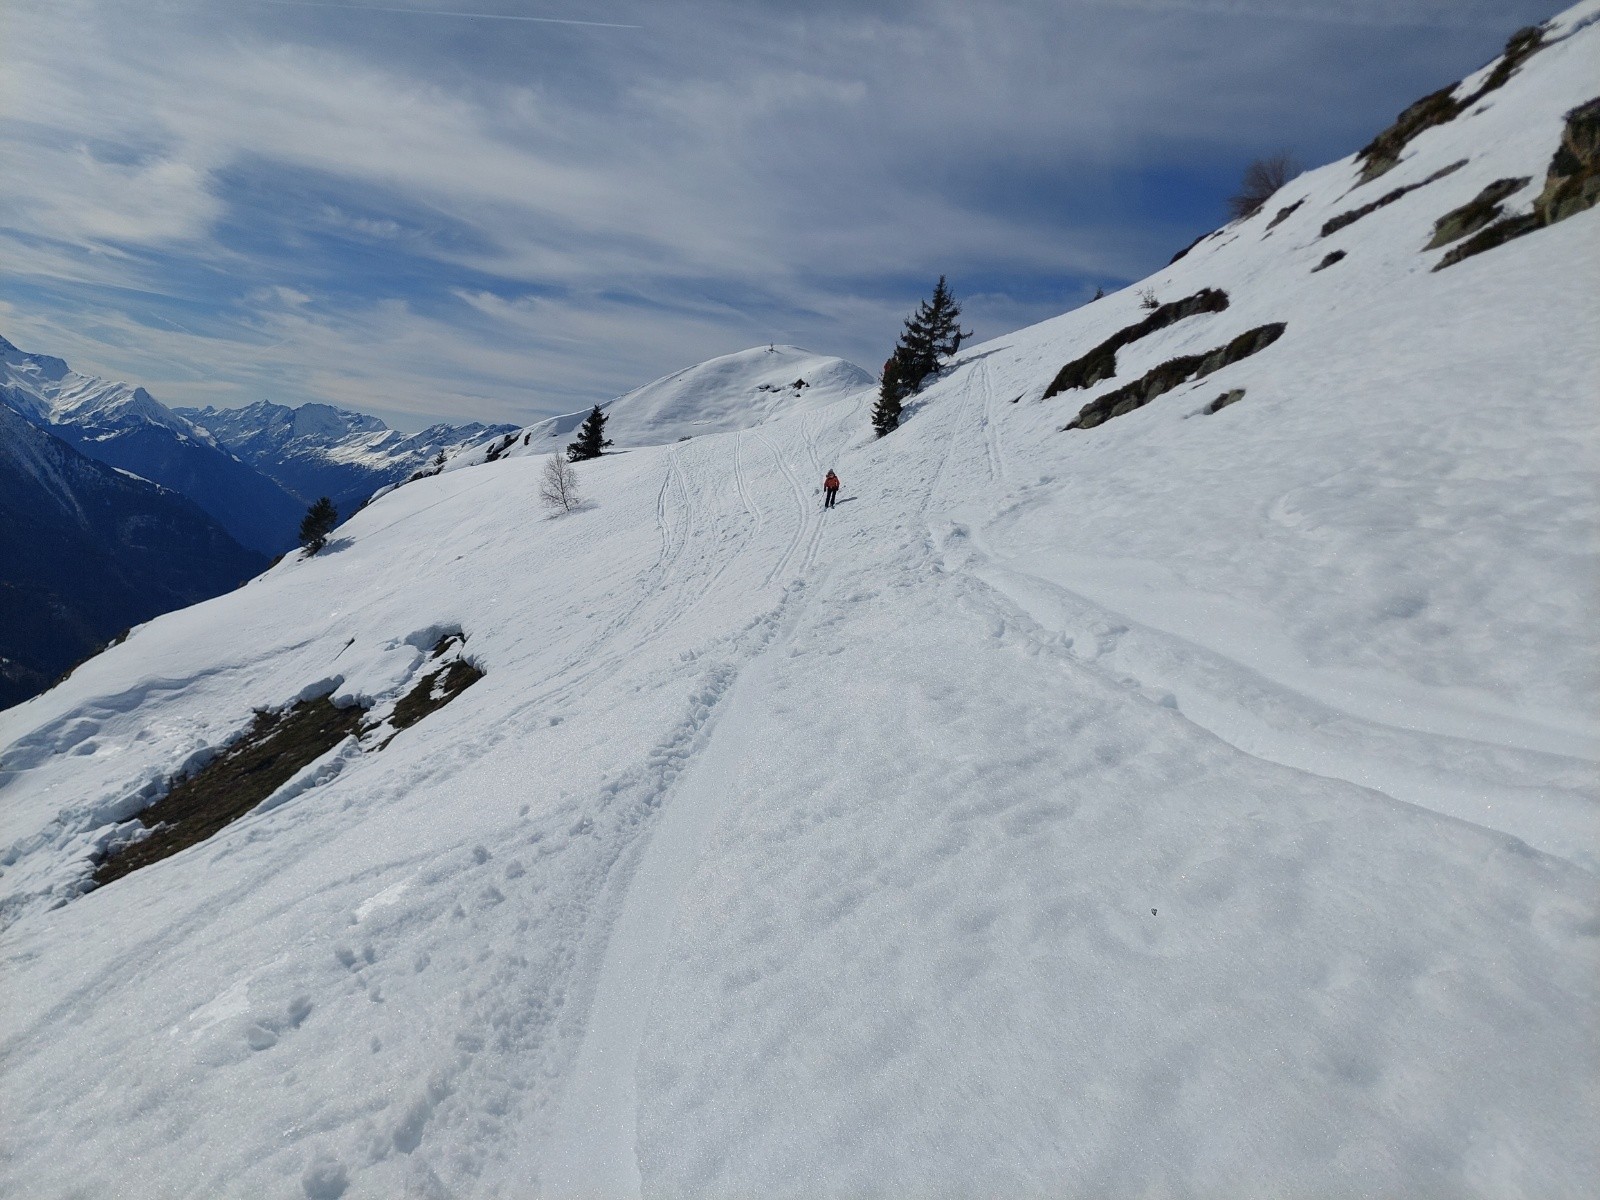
[1436,97,1600,270]
[1312,251,1347,273]
[1062,324,1286,431]
[1321,160,1466,238]
[1357,25,1545,183]
[1427,177,1531,248]
[1043,288,1229,399]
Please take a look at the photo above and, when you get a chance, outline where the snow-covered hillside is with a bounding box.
[2,7,1597,1197]
[521,345,874,451]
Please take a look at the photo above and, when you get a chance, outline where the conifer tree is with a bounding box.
[566,405,612,462]
[299,497,338,556]
[872,277,972,437]
[872,350,914,437]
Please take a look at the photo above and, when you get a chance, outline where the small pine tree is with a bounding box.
[566,405,612,462]
[872,276,972,437]
[872,351,914,437]
[299,497,338,556]
[539,453,581,514]
[1092,286,1105,301]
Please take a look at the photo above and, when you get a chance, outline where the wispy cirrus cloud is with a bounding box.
[0,0,1558,427]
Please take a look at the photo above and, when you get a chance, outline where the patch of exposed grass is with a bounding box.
[93,695,367,887]
[391,652,484,732]
[91,632,487,890]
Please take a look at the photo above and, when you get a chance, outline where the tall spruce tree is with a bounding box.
[299,496,338,556]
[566,405,613,462]
[872,277,972,437]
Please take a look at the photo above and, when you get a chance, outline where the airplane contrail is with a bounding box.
[247,0,642,27]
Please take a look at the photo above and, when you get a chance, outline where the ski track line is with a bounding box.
[757,432,814,588]
[922,380,980,516]
[938,528,1599,870]
[512,451,696,718]
[536,583,810,1199]
[978,359,1007,486]
[732,432,764,537]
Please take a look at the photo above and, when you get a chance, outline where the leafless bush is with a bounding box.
[1138,287,1160,311]
[1228,152,1301,220]
[539,453,581,514]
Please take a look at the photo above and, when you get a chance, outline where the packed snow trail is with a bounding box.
[536,582,810,1198]
[3,13,1599,1195]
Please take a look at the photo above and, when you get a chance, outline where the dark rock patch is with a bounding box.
[1534,95,1600,223]
[1357,25,1545,183]
[93,694,368,888]
[1063,324,1286,431]
[1436,97,1600,270]
[1205,389,1247,414]
[1043,288,1229,400]
[1312,250,1347,273]
[1167,231,1208,264]
[1265,199,1304,231]
[1322,160,1466,238]
[1427,176,1531,247]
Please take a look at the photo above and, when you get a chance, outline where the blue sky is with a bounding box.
[0,0,1556,429]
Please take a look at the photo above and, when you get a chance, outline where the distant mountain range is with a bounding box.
[0,332,514,709]
[176,399,516,519]
[1,335,302,555]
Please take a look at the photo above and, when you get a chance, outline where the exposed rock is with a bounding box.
[1043,288,1230,399]
[1205,389,1247,414]
[1435,97,1600,270]
[1357,25,1545,183]
[1063,324,1286,431]
[1168,231,1208,265]
[1534,96,1600,224]
[1322,160,1466,238]
[1312,250,1347,273]
[1265,199,1304,231]
[1426,176,1531,248]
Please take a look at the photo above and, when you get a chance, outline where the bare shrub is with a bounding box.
[1228,152,1301,220]
[539,453,581,514]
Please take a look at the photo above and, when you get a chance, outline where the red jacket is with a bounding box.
[824,473,840,490]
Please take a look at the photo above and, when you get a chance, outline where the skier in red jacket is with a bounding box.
[823,470,841,509]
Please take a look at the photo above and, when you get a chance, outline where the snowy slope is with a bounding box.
[1,335,305,552]
[521,344,874,451]
[2,8,1598,1198]
[178,398,517,514]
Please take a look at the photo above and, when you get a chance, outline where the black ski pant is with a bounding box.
[824,487,838,508]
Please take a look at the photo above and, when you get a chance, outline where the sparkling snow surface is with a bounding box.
[3,10,1599,1197]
